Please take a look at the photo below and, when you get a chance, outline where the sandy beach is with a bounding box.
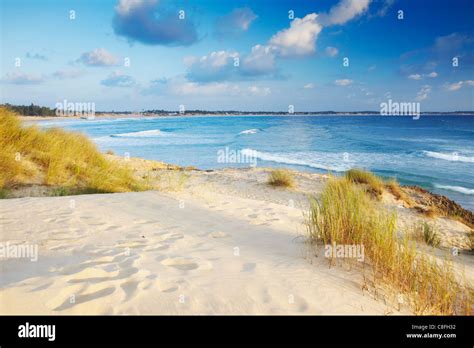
[1,158,472,315]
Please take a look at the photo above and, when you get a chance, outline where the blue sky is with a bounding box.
[1,0,473,111]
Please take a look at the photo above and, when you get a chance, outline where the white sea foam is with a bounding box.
[241,149,349,172]
[111,129,165,138]
[239,129,259,135]
[434,184,474,195]
[424,151,474,163]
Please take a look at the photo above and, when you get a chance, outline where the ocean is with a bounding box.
[37,115,474,211]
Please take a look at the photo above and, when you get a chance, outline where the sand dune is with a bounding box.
[1,166,472,314]
[1,182,402,315]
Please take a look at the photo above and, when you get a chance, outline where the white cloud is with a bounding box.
[408,74,422,80]
[325,46,339,57]
[242,44,278,75]
[374,0,396,17]
[79,48,119,66]
[185,50,239,82]
[52,69,84,79]
[214,7,257,38]
[144,77,271,98]
[2,72,44,84]
[444,80,474,91]
[171,81,241,96]
[181,0,374,83]
[183,56,198,67]
[269,13,322,56]
[408,72,438,80]
[115,0,153,16]
[415,85,431,101]
[200,50,239,69]
[334,79,353,86]
[318,0,371,26]
[267,0,371,57]
[247,86,271,96]
[185,46,279,81]
[433,33,473,55]
[304,83,315,89]
[101,71,135,87]
[113,0,197,46]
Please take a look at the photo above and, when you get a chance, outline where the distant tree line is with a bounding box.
[1,103,56,116]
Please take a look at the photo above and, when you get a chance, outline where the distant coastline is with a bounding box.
[18,111,474,121]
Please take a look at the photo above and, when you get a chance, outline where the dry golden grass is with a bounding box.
[267,168,295,188]
[0,107,146,193]
[345,168,384,197]
[414,222,441,247]
[306,175,472,315]
[157,171,190,192]
[468,231,474,252]
[385,179,414,206]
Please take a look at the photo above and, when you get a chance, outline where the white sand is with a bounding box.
[1,167,471,315]
[0,175,403,315]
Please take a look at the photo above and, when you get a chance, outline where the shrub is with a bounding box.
[267,169,295,188]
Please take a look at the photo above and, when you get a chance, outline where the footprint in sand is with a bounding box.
[162,233,184,242]
[161,257,199,271]
[0,218,15,225]
[155,280,179,293]
[290,295,309,313]
[120,280,139,301]
[49,244,75,252]
[30,282,53,292]
[117,240,148,249]
[53,287,116,311]
[104,225,121,231]
[209,231,229,238]
[241,262,256,272]
[43,217,62,223]
[145,244,170,252]
[133,219,157,225]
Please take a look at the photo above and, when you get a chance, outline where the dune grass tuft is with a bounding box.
[306,175,472,315]
[385,179,414,206]
[414,222,441,247]
[267,168,295,188]
[0,107,146,193]
[345,168,384,197]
